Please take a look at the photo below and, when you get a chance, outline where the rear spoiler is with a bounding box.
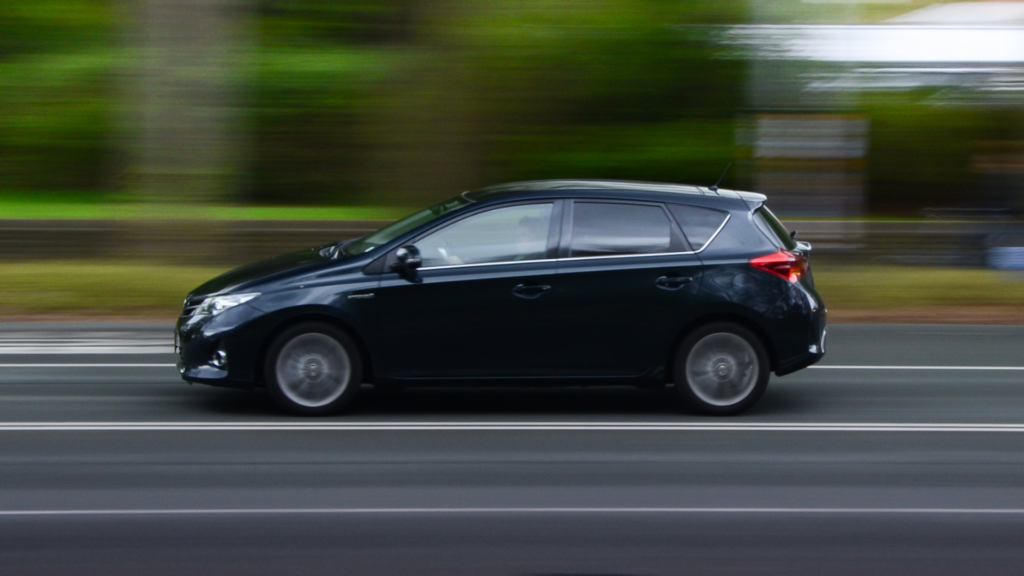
[696,186,767,209]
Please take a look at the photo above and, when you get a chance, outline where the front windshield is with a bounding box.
[343,195,471,256]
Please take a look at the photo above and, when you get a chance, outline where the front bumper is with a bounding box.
[175,303,269,389]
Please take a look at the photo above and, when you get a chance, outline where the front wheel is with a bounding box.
[673,322,769,415]
[264,323,362,415]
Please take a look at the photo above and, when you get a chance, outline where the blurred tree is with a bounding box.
[133,0,252,206]
[233,1,753,206]
[0,0,117,193]
[258,0,418,44]
[7,0,1017,216]
[866,96,1024,215]
[247,0,417,204]
[462,0,746,189]
[0,0,772,206]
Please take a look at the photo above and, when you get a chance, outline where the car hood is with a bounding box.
[189,248,330,298]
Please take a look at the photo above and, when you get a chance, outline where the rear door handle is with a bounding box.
[512,284,552,299]
[655,276,692,290]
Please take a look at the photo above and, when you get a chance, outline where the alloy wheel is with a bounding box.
[274,333,352,408]
[684,332,759,407]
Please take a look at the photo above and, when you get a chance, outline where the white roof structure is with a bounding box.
[723,2,1024,63]
[720,3,1024,96]
[723,24,1024,63]
[887,2,1024,26]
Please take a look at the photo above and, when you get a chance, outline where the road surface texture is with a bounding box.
[1,322,1023,575]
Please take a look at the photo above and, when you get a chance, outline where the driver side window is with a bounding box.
[415,203,554,268]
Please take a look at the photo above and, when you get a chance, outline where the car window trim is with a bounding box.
[665,203,732,252]
[557,211,729,261]
[419,216,730,271]
[701,212,731,252]
[557,199,574,259]
[547,200,565,257]
[419,249,702,272]
[376,203,730,273]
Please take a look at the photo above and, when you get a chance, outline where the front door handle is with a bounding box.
[655,276,693,290]
[512,284,552,299]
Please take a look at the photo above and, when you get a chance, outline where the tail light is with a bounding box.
[750,250,806,283]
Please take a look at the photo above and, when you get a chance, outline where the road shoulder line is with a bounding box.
[4,507,1024,517]
[4,422,1024,432]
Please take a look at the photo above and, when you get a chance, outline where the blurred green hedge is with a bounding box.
[0,0,1017,213]
[0,0,742,207]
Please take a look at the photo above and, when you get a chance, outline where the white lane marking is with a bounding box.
[0,364,175,368]
[4,422,1024,432]
[2,364,1022,371]
[812,365,1024,371]
[3,507,1024,517]
[0,343,173,355]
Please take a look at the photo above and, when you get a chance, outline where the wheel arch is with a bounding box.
[256,312,376,387]
[666,313,779,379]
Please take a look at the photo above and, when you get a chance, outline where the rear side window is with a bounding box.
[753,206,798,250]
[666,204,729,251]
[570,202,672,257]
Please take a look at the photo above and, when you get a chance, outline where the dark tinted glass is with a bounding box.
[570,203,671,257]
[666,204,729,250]
[754,206,798,250]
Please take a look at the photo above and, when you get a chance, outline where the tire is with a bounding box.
[264,322,362,415]
[673,322,770,415]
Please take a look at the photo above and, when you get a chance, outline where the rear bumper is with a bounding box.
[776,339,824,375]
[775,310,827,376]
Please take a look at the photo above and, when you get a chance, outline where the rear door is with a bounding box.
[551,200,704,377]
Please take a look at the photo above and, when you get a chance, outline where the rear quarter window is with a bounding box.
[666,204,729,251]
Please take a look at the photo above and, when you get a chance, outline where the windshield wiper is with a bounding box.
[320,238,360,259]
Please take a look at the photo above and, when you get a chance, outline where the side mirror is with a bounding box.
[789,229,798,240]
[390,245,422,283]
[392,245,422,271]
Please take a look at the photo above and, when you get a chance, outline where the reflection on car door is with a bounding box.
[374,202,563,379]
[552,200,704,377]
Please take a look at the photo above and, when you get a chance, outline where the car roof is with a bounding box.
[465,179,767,204]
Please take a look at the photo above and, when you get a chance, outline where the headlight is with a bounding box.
[194,293,260,316]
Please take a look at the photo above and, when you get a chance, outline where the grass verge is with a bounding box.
[0,262,230,319]
[814,265,1024,323]
[813,265,1024,309]
[0,193,410,220]
[0,262,1021,322]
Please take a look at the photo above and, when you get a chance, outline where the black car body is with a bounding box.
[176,180,826,414]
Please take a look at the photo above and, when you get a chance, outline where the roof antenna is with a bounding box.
[708,162,732,192]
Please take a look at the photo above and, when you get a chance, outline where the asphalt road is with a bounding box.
[1,322,1023,575]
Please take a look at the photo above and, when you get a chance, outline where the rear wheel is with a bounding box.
[674,322,769,415]
[264,323,362,415]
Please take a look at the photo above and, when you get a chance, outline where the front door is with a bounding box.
[552,200,704,377]
[375,202,562,379]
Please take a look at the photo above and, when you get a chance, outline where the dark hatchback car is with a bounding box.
[176,180,826,415]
